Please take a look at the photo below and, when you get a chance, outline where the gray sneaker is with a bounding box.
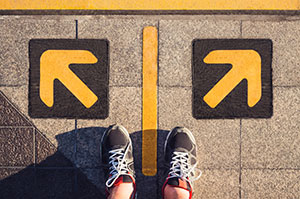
[101,124,136,198]
[162,127,202,198]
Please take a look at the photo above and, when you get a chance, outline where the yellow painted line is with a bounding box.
[0,0,299,10]
[142,26,158,176]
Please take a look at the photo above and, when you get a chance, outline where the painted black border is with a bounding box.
[192,39,273,119]
[28,39,110,119]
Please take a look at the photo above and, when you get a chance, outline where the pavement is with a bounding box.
[0,15,299,198]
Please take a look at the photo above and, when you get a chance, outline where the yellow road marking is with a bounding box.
[0,0,299,10]
[203,50,262,108]
[40,50,98,108]
[142,26,158,176]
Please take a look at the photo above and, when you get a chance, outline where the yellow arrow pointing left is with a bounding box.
[40,50,98,108]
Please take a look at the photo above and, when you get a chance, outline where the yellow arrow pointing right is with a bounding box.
[203,50,262,108]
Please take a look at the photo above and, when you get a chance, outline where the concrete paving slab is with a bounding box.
[135,172,158,199]
[78,18,157,87]
[77,168,104,198]
[0,168,102,198]
[0,91,31,126]
[36,130,74,167]
[242,169,300,198]
[0,86,75,148]
[33,119,75,148]
[0,128,34,167]
[242,87,300,169]
[242,21,300,86]
[159,19,241,87]
[157,129,169,170]
[130,130,143,170]
[77,87,141,134]
[0,86,30,115]
[0,168,35,198]
[0,88,100,196]
[193,169,240,199]
[79,168,104,189]
[35,169,75,198]
[159,87,240,169]
[0,18,75,86]
[0,19,75,38]
[0,37,29,86]
[0,90,75,168]
[76,127,105,168]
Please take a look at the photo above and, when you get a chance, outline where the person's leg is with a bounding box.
[163,185,190,199]
[162,127,202,199]
[107,183,134,199]
[101,124,136,199]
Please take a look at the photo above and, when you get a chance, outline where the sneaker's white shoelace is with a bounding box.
[106,145,133,188]
[167,151,202,184]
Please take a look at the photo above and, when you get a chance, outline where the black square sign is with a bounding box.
[192,39,273,119]
[29,39,109,119]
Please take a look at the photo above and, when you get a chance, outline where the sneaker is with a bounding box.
[101,124,136,198]
[162,127,202,199]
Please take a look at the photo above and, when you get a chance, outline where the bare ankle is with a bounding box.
[163,184,190,199]
[108,183,134,199]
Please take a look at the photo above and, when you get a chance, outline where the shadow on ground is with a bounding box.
[0,125,170,199]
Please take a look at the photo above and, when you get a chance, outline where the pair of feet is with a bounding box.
[101,124,201,199]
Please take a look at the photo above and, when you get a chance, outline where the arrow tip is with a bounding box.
[82,95,98,108]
